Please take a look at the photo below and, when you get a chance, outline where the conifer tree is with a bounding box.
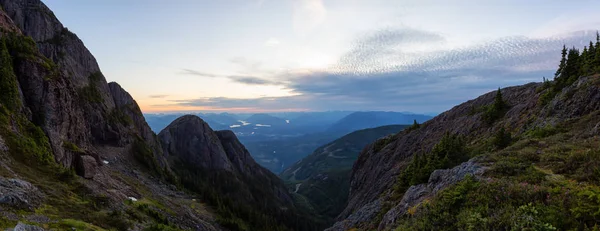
[493,87,506,111]
[560,47,580,87]
[596,31,600,71]
[555,45,567,79]
[581,46,590,75]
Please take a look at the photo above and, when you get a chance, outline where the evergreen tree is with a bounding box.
[555,45,567,79]
[580,46,590,75]
[559,47,580,88]
[596,32,600,72]
[493,88,506,112]
[591,41,597,55]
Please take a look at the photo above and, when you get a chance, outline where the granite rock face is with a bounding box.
[13,222,45,231]
[0,177,42,210]
[377,160,487,230]
[159,115,294,206]
[0,1,218,229]
[159,115,234,172]
[0,0,171,176]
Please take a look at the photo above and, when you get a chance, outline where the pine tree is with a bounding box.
[590,41,596,58]
[493,87,506,111]
[581,46,590,75]
[559,47,581,87]
[555,45,567,79]
[596,31,600,72]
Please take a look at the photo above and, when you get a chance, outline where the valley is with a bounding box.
[0,0,599,231]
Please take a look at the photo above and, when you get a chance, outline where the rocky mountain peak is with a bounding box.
[159,115,234,172]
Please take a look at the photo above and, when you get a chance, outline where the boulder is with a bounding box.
[75,155,98,179]
[13,222,45,231]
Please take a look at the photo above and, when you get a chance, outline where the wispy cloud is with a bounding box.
[148,94,169,99]
[180,69,280,86]
[264,37,281,47]
[172,29,597,113]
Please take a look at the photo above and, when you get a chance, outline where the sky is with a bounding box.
[43,0,600,114]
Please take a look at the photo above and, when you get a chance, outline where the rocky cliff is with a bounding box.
[329,75,600,230]
[159,115,293,205]
[158,115,322,230]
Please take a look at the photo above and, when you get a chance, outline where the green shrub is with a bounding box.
[63,141,83,153]
[525,125,560,138]
[492,127,512,149]
[0,37,21,111]
[392,133,467,199]
[512,203,557,231]
[374,136,394,153]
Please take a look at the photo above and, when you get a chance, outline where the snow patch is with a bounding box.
[127,197,138,202]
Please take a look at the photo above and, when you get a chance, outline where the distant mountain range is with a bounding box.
[327,111,431,135]
[144,111,432,173]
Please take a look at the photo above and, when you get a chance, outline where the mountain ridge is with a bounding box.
[328,75,600,230]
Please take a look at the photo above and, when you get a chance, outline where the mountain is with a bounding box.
[0,1,320,230]
[327,74,600,230]
[327,111,432,135]
[158,115,320,230]
[280,125,408,224]
[244,113,288,126]
[144,113,183,133]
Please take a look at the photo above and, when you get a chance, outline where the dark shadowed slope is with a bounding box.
[280,125,408,225]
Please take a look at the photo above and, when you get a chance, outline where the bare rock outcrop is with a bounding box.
[159,115,294,208]
[159,115,234,171]
[0,177,42,210]
[377,159,487,230]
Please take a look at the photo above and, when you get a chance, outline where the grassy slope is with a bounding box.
[387,77,600,230]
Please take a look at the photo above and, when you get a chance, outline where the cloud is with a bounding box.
[148,94,169,99]
[180,68,280,86]
[228,75,282,85]
[180,69,221,78]
[264,37,281,47]
[172,29,597,113]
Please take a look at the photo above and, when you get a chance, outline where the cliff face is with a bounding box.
[331,76,600,230]
[0,0,168,175]
[159,115,294,207]
[0,1,216,229]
